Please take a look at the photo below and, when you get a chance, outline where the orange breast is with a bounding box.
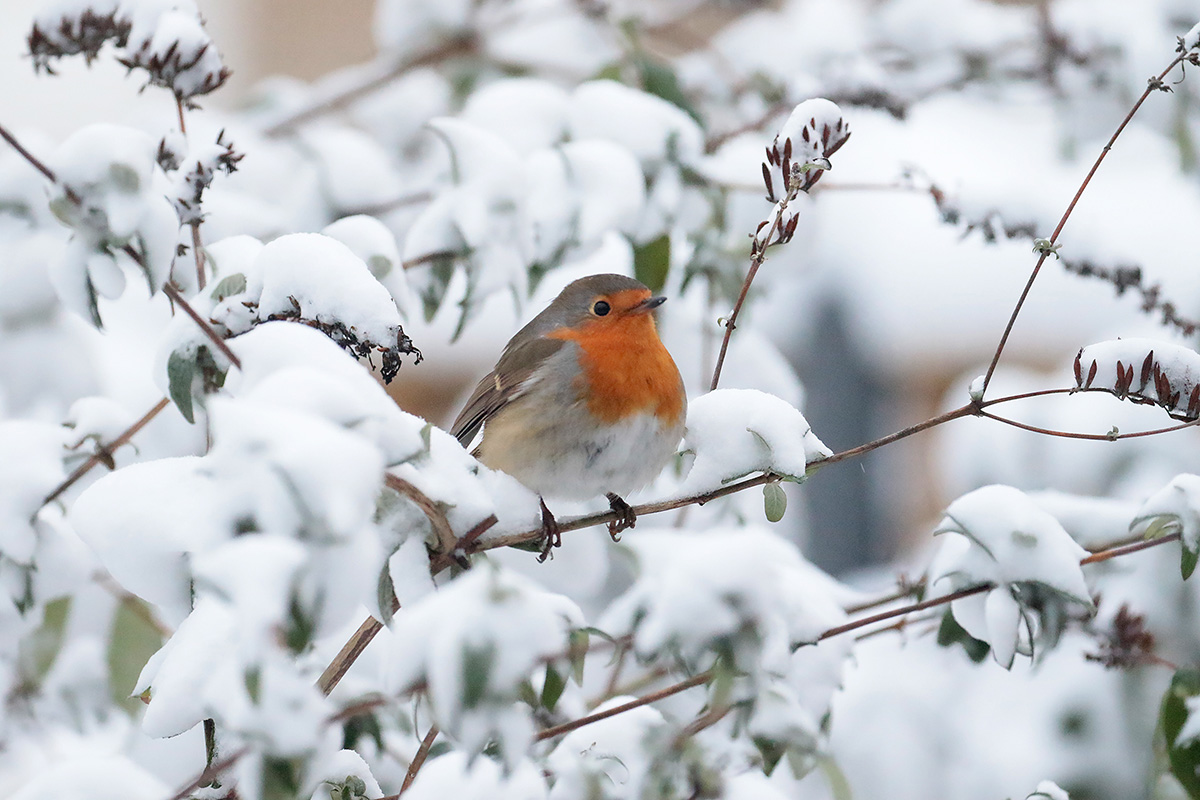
[548,313,685,425]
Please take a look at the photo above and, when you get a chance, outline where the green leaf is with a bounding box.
[755,737,786,775]
[593,62,623,82]
[462,644,495,710]
[209,272,247,302]
[936,608,990,663]
[377,566,397,626]
[262,756,304,800]
[633,234,671,294]
[167,350,196,423]
[763,483,787,523]
[20,596,70,685]
[106,597,164,714]
[1183,543,1198,581]
[568,629,589,684]
[245,666,262,704]
[1162,668,1200,798]
[342,710,385,753]
[541,663,566,711]
[634,55,704,126]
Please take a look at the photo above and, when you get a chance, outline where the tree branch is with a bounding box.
[43,397,171,505]
[980,52,1188,394]
[262,36,477,137]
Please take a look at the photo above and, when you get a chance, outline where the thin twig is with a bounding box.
[1080,532,1180,565]
[709,193,799,390]
[167,745,249,800]
[385,474,457,557]
[979,408,1200,441]
[43,397,171,505]
[262,36,477,137]
[980,52,1188,394]
[160,282,242,368]
[400,724,440,794]
[318,615,385,696]
[535,672,710,741]
[0,123,79,202]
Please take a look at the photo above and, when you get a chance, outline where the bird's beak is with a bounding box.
[630,295,667,315]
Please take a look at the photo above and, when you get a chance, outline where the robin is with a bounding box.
[451,273,686,560]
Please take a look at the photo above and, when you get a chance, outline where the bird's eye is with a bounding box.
[593,300,611,316]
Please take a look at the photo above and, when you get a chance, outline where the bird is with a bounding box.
[450,273,686,561]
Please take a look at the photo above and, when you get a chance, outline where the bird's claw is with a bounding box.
[606,493,637,542]
[537,498,561,562]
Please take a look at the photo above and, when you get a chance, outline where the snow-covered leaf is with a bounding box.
[680,388,830,492]
[384,565,582,764]
[1130,474,1200,580]
[930,485,1094,667]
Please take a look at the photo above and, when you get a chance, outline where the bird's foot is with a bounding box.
[537,498,561,563]
[606,493,637,542]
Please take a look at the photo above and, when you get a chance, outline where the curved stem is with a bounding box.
[980,53,1187,394]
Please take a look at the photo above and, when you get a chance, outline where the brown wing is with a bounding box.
[449,336,566,448]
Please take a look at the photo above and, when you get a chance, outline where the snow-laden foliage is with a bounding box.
[6,1,1200,798]
[680,388,831,492]
[385,565,582,765]
[931,485,1094,668]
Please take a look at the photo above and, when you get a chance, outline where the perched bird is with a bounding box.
[451,273,686,560]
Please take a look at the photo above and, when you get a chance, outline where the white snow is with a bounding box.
[1074,337,1200,419]
[1130,473,1200,555]
[403,751,548,800]
[602,528,847,676]
[930,485,1094,667]
[546,699,667,800]
[48,124,179,323]
[1030,779,1071,800]
[679,388,831,493]
[1183,20,1200,51]
[384,564,582,764]
[256,233,405,347]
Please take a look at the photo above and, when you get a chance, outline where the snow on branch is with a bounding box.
[1073,338,1200,421]
[930,485,1094,668]
[29,0,230,102]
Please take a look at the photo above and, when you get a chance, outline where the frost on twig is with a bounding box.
[29,0,230,102]
[930,485,1094,669]
[1073,338,1200,421]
